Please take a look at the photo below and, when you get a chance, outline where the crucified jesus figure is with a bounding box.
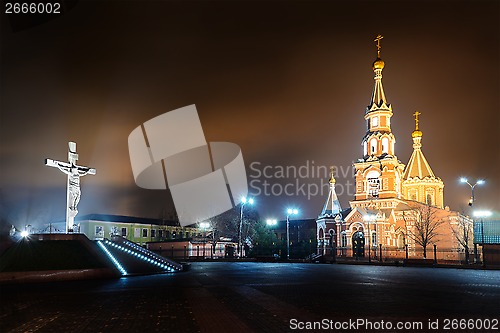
[45,142,96,233]
[55,162,94,214]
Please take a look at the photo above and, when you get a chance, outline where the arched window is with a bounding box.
[397,233,405,248]
[382,137,389,154]
[366,170,381,198]
[426,188,435,205]
[319,228,324,240]
[341,232,347,247]
[371,232,376,246]
[370,138,377,154]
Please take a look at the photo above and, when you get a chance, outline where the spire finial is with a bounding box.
[413,111,421,131]
[412,111,423,140]
[329,166,336,184]
[374,34,384,58]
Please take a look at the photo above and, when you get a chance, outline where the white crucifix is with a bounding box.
[45,142,96,233]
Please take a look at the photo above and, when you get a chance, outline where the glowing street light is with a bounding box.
[460,178,484,206]
[266,219,277,226]
[239,196,254,258]
[286,208,299,260]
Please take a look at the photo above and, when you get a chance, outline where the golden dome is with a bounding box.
[412,130,422,138]
[373,58,385,70]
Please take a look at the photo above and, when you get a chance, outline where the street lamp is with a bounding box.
[266,219,277,256]
[364,214,377,263]
[286,208,299,260]
[460,178,484,206]
[266,219,277,226]
[473,210,491,267]
[239,196,254,258]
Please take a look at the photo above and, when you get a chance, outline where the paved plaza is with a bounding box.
[1,262,499,332]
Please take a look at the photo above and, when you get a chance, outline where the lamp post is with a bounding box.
[474,210,491,268]
[286,208,299,260]
[266,219,277,257]
[460,178,484,206]
[364,214,376,263]
[239,197,254,258]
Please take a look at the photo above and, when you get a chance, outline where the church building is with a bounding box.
[316,36,472,262]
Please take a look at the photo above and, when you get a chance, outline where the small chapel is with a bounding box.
[316,35,472,261]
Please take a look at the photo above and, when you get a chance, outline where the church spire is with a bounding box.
[369,34,389,110]
[402,112,444,208]
[404,112,434,178]
[319,166,342,218]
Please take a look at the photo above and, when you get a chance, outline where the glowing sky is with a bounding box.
[1,0,498,230]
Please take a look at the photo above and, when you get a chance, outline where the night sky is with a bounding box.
[1,0,499,231]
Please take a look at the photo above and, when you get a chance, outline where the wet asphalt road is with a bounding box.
[1,262,499,332]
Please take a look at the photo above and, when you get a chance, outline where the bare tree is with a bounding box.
[403,203,444,259]
[450,215,473,264]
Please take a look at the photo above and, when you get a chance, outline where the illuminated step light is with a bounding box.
[97,241,128,276]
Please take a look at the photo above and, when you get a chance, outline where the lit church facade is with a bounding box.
[316,36,472,261]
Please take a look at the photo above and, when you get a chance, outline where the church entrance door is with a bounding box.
[352,231,365,258]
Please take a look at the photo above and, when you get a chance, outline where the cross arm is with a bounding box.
[78,166,96,175]
[45,158,70,168]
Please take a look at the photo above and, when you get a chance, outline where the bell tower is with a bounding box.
[353,35,405,203]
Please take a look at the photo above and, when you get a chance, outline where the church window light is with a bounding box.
[426,189,435,205]
[372,116,378,127]
[370,138,377,154]
[366,170,381,198]
[382,137,389,154]
[426,194,434,205]
[363,142,367,156]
